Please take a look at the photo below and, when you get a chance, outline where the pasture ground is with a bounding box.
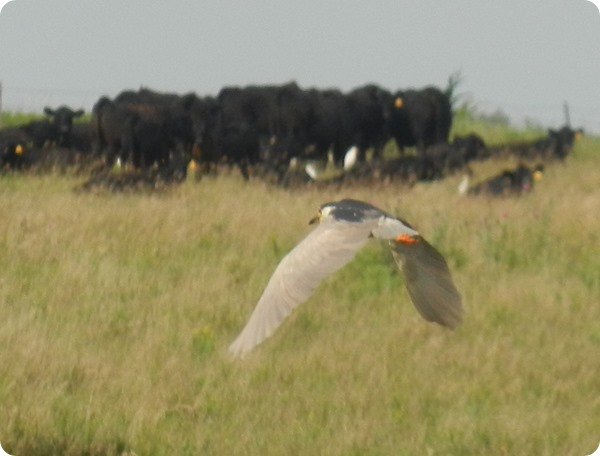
[0,137,599,455]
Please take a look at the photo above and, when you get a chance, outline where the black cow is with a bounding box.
[489,126,581,162]
[92,89,198,170]
[344,84,393,162]
[452,133,488,162]
[421,142,467,177]
[388,86,452,154]
[464,163,544,196]
[211,84,283,179]
[1,122,96,173]
[43,106,85,148]
[543,126,581,160]
[91,96,130,166]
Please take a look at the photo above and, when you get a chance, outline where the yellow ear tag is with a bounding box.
[394,97,403,109]
[15,144,24,155]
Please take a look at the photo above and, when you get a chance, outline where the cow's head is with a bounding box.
[44,106,85,134]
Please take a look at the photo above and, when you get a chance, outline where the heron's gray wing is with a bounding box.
[390,237,463,329]
[229,220,374,357]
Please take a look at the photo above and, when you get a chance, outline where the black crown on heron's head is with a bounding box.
[321,199,386,223]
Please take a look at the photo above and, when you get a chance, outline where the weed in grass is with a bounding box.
[191,325,216,358]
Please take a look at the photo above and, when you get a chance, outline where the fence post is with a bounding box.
[563,101,571,127]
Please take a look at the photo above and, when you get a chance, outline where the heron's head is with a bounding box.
[309,199,380,225]
[308,205,334,225]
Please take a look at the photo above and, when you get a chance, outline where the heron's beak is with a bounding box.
[309,209,323,225]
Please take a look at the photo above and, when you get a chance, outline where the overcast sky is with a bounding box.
[0,0,599,132]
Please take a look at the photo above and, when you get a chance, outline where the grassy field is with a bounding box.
[0,111,92,129]
[0,135,599,455]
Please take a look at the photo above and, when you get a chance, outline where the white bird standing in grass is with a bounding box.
[229,199,464,357]
[304,162,318,180]
[343,146,359,171]
[458,174,470,196]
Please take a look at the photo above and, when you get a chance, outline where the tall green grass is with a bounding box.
[0,138,599,455]
[0,112,45,128]
[450,106,548,144]
[0,111,92,128]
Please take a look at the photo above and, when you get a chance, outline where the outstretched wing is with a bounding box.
[229,220,374,357]
[390,237,463,329]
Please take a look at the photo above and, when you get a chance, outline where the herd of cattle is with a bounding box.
[0,82,582,195]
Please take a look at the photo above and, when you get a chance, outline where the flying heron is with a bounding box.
[229,198,463,357]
